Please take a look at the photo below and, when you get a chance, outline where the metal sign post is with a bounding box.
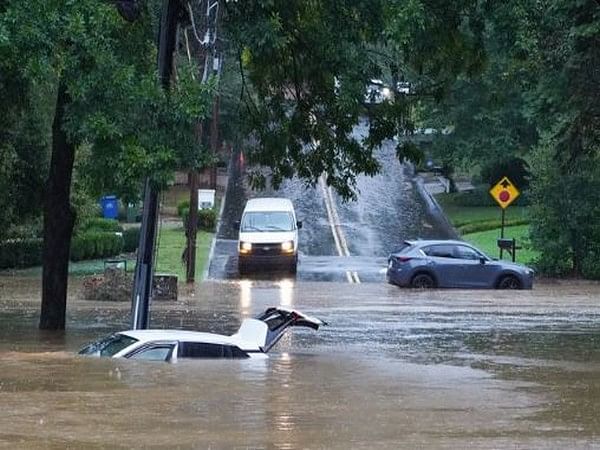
[489,176,520,260]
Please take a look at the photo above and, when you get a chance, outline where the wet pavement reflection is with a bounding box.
[1,277,600,448]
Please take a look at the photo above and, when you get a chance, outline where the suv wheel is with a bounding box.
[497,275,521,289]
[411,273,435,288]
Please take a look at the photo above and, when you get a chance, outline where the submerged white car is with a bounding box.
[79,308,325,362]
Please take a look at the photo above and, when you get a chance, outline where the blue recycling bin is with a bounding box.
[100,195,119,219]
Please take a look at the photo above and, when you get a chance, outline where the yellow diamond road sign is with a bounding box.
[489,176,520,209]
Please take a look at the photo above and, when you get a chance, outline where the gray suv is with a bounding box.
[386,240,534,289]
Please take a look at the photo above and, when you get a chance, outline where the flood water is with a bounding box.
[1,277,600,449]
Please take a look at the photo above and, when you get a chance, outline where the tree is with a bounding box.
[422,0,539,173]
[222,0,488,200]
[527,0,600,276]
[0,0,213,328]
[416,0,600,277]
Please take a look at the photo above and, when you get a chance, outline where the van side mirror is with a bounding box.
[479,257,486,264]
[234,220,240,229]
[297,220,303,229]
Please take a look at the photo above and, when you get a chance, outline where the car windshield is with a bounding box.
[79,334,138,357]
[241,211,294,232]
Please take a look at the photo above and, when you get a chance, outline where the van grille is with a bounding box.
[253,243,282,256]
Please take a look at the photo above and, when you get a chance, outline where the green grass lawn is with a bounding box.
[434,192,536,265]
[435,194,529,227]
[155,226,212,281]
[463,225,538,265]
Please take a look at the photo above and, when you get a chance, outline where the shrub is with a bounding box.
[71,232,124,261]
[80,218,123,233]
[0,238,43,269]
[198,208,217,231]
[178,200,217,232]
[70,234,95,261]
[123,227,141,253]
[177,200,190,218]
[581,247,600,280]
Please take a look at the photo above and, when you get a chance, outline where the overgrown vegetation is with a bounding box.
[426,0,599,277]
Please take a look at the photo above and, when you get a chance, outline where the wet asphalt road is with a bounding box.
[1,278,600,448]
[209,121,453,282]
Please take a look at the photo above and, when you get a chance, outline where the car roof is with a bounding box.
[243,197,294,212]
[118,329,244,347]
[405,239,473,247]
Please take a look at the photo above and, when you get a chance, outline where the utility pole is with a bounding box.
[184,0,222,283]
[130,0,181,329]
[209,94,220,189]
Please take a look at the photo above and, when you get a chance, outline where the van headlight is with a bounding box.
[281,241,294,253]
[239,242,252,254]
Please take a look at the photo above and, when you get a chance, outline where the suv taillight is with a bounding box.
[391,256,412,264]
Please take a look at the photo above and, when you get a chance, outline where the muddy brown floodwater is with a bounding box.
[1,276,600,449]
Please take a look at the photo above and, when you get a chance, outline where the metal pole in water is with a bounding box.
[130,0,180,329]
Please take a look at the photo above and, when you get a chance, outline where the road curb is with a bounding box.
[414,176,459,239]
[202,156,232,281]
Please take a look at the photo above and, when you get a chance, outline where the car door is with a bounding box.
[452,245,493,288]
[422,244,463,287]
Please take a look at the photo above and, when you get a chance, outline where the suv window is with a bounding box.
[423,245,455,258]
[454,245,481,260]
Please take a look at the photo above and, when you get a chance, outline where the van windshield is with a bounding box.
[241,211,294,232]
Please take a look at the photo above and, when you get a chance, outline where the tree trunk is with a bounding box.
[185,122,203,283]
[40,80,76,330]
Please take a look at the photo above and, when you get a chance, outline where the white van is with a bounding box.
[238,197,302,274]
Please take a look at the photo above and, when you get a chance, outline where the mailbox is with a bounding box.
[497,238,515,250]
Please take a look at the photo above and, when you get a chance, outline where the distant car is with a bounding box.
[386,240,534,289]
[78,308,325,362]
[365,79,391,104]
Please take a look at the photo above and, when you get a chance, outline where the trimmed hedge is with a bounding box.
[71,232,124,262]
[1,232,125,269]
[80,218,123,233]
[123,227,141,253]
[0,238,43,269]
[458,218,530,235]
